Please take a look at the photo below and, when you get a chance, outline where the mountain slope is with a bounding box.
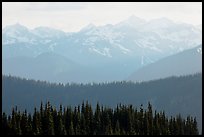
[2,73,202,131]
[2,16,202,83]
[3,16,202,63]
[128,45,202,82]
[2,52,81,83]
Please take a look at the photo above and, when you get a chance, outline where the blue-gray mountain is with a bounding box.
[2,16,202,83]
[128,45,202,81]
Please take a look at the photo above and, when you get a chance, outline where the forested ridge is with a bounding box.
[3,73,202,112]
[2,101,199,135]
[2,73,202,133]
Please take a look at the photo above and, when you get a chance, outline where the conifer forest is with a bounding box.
[2,2,202,136]
[2,102,199,135]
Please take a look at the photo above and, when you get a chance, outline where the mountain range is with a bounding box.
[2,15,202,132]
[2,15,202,83]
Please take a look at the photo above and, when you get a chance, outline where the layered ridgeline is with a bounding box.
[2,73,202,132]
[2,16,202,83]
[2,102,199,135]
[128,45,202,81]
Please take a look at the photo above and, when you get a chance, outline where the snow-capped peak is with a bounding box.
[3,23,29,34]
[115,15,146,29]
[144,17,175,30]
[126,15,146,24]
[80,23,96,32]
[31,26,66,38]
[2,23,33,44]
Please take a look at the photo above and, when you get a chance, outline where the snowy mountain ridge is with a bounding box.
[2,16,202,67]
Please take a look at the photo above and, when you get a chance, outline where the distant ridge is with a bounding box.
[128,45,202,82]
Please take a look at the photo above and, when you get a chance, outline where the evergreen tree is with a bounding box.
[80,114,87,135]
[57,106,67,135]
[192,117,199,135]
[32,107,41,135]
[94,102,101,135]
[11,108,18,135]
[68,121,74,135]
[114,120,121,135]
[2,112,9,135]
[44,102,55,135]
[147,102,153,135]
[2,101,199,135]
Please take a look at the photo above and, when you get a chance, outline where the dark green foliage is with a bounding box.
[3,73,202,133]
[2,102,199,135]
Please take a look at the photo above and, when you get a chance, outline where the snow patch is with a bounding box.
[197,47,202,55]
[89,47,112,57]
[49,43,57,51]
[104,47,112,57]
[44,39,52,44]
[135,39,162,53]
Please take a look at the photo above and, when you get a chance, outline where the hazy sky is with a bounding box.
[2,2,202,32]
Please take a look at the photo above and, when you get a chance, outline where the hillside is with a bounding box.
[2,16,202,83]
[128,45,202,82]
[2,73,202,131]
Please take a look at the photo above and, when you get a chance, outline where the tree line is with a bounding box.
[2,101,199,135]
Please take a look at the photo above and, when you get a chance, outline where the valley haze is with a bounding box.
[2,16,202,83]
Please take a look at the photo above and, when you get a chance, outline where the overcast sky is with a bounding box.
[2,2,202,32]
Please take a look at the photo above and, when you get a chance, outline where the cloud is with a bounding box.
[2,2,202,32]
